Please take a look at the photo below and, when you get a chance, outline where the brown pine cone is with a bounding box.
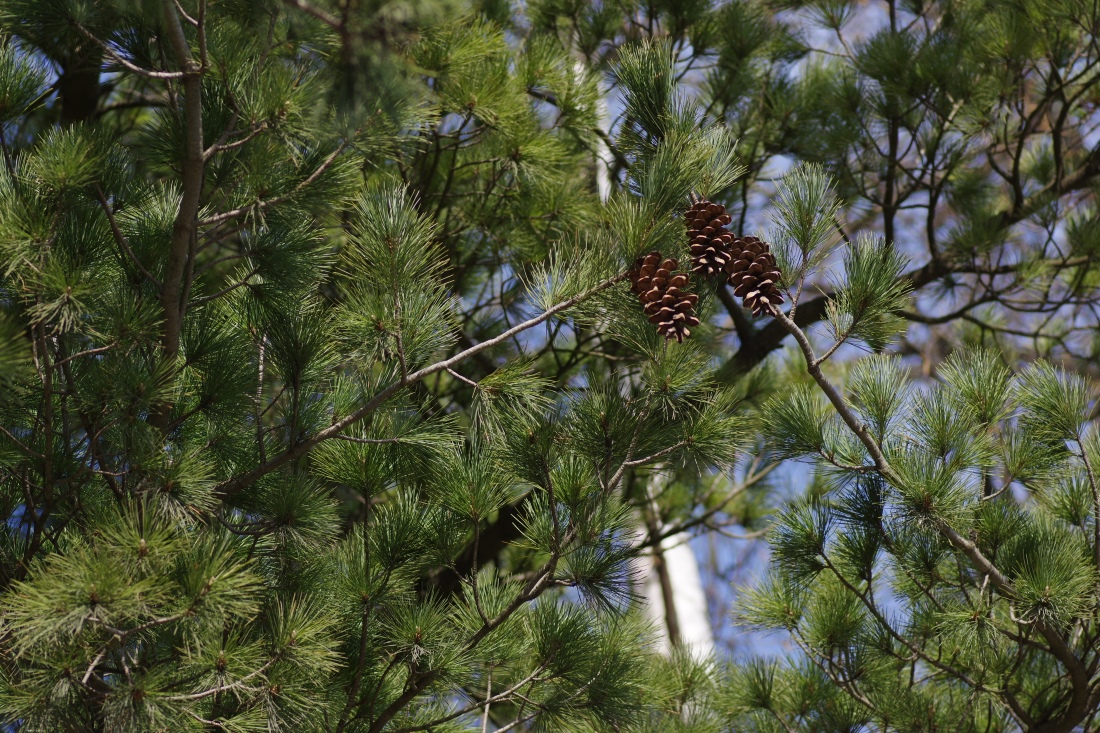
[627,251,701,342]
[725,236,785,316]
[685,199,735,278]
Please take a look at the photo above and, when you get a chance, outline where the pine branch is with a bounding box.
[770,303,1096,733]
[215,272,630,498]
[366,367,642,729]
[769,306,888,471]
[199,139,352,227]
[69,21,190,79]
[334,604,370,733]
[282,0,342,29]
[162,657,278,701]
[525,87,631,172]
[0,425,43,460]
[724,249,1097,378]
[51,343,117,369]
[818,553,999,696]
[602,401,654,493]
[621,440,689,469]
[790,632,878,717]
[366,554,560,733]
[203,121,268,161]
[191,265,261,305]
[388,665,548,733]
[171,0,199,26]
[334,435,406,444]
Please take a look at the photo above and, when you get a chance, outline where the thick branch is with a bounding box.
[159,0,204,370]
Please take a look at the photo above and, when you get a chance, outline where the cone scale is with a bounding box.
[685,200,734,278]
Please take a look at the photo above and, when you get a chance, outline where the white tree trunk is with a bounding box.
[583,62,613,203]
[636,532,714,660]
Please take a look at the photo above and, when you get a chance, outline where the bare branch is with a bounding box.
[70,21,189,79]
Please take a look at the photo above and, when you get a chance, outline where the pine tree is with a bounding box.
[0,3,758,731]
[2,0,1100,730]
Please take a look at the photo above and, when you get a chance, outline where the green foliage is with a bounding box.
[826,233,911,351]
[763,384,831,459]
[938,346,1015,427]
[1017,360,1090,441]
[847,354,907,440]
[752,345,1100,731]
[0,2,774,729]
[0,40,47,122]
[2,0,1100,729]
[769,163,841,281]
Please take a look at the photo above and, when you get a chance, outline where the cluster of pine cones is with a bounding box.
[627,199,785,342]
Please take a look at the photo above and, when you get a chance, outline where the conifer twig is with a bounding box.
[199,139,353,227]
[603,402,653,493]
[381,665,551,733]
[0,425,44,460]
[162,657,278,701]
[446,367,478,387]
[768,305,887,470]
[282,0,342,28]
[69,21,191,79]
[94,186,162,289]
[621,440,689,469]
[203,121,268,161]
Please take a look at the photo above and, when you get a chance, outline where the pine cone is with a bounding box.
[725,236,785,316]
[685,199,735,278]
[628,251,701,343]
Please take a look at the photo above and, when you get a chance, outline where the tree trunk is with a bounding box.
[58,48,103,124]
